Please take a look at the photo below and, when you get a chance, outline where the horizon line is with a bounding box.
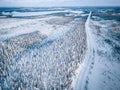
[0,6,120,8]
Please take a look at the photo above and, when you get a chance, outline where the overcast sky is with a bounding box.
[0,0,120,7]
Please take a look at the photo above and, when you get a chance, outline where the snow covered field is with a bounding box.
[0,7,120,90]
[85,14,120,90]
[75,11,120,90]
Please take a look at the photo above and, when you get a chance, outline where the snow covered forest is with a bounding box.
[0,7,120,90]
[0,12,87,89]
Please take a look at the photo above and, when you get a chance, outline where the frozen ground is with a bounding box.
[87,15,120,90]
[75,12,120,90]
[0,7,120,90]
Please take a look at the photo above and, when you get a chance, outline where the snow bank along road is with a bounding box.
[0,16,87,90]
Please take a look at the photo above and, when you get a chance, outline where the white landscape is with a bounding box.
[0,7,120,90]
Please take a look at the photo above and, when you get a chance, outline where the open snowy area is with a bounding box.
[0,7,120,90]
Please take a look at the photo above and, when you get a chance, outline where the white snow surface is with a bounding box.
[2,10,84,17]
[0,16,74,41]
[0,9,120,90]
[75,12,120,90]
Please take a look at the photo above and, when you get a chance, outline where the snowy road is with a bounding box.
[75,12,94,90]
